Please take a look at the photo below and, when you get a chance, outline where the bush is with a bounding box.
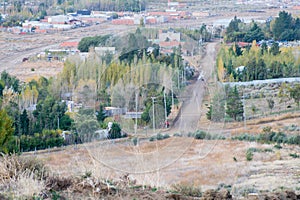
[163,134,170,139]
[132,137,138,146]
[156,133,164,140]
[289,153,299,158]
[246,149,254,161]
[194,131,207,140]
[149,136,156,142]
[173,133,182,137]
[274,144,282,149]
[171,184,202,197]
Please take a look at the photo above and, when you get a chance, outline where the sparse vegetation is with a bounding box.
[171,183,202,197]
[149,133,170,142]
[232,132,300,146]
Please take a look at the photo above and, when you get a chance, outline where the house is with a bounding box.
[104,107,127,117]
[159,29,181,42]
[77,10,91,16]
[95,47,116,56]
[48,15,69,24]
[125,112,143,119]
[60,41,79,52]
[112,18,134,25]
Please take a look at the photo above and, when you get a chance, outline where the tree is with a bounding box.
[267,98,275,113]
[225,16,245,42]
[207,91,226,122]
[33,97,68,133]
[108,122,122,139]
[1,71,20,92]
[20,109,29,135]
[96,104,107,123]
[269,42,280,56]
[271,11,293,40]
[0,109,14,153]
[243,22,264,42]
[74,112,100,143]
[278,83,290,109]
[226,86,244,121]
[289,84,300,107]
[78,35,111,52]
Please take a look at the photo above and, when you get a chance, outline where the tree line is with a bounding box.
[0,28,189,153]
[224,11,300,42]
[217,41,300,82]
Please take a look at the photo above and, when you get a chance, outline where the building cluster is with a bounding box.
[1,6,210,34]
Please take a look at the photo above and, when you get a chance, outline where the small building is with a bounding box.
[60,41,79,52]
[104,107,127,117]
[77,10,91,16]
[112,18,134,25]
[48,15,69,24]
[95,47,116,55]
[159,29,181,42]
[125,112,143,119]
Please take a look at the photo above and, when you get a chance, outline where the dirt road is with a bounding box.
[172,42,218,133]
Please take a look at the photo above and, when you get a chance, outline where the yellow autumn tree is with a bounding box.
[217,57,225,82]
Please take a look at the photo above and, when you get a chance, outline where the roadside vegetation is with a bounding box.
[0,27,196,153]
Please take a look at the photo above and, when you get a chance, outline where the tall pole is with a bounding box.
[242,94,246,129]
[151,97,156,133]
[135,91,138,134]
[171,81,174,110]
[163,89,167,126]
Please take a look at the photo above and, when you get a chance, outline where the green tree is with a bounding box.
[20,109,29,135]
[289,84,300,107]
[78,35,111,52]
[271,11,293,40]
[108,122,122,139]
[226,86,244,121]
[206,91,226,122]
[1,71,20,92]
[0,109,14,153]
[75,113,100,143]
[33,97,68,133]
[267,98,275,112]
[269,42,280,56]
[243,22,264,42]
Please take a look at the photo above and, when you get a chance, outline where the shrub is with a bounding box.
[246,149,254,161]
[132,137,138,146]
[149,136,156,142]
[289,153,299,158]
[163,134,170,139]
[274,144,282,149]
[173,133,182,137]
[263,148,273,153]
[156,133,164,140]
[171,184,202,197]
[187,132,194,137]
[194,131,207,140]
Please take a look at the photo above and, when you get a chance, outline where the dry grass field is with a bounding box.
[31,129,300,197]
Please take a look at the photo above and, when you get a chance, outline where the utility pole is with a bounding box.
[135,91,138,134]
[151,97,156,133]
[163,89,167,127]
[242,94,246,129]
[171,81,174,110]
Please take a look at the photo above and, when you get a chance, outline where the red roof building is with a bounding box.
[60,42,79,48]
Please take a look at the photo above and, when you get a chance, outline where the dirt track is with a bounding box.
[172,42,218,134]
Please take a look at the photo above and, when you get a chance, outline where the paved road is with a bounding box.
[171,42,218,133]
